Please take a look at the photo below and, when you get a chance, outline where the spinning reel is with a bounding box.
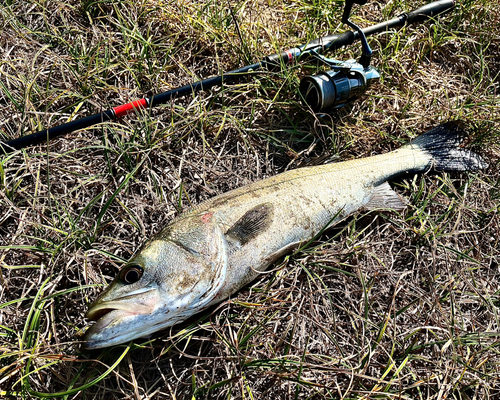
[299,0,380,112]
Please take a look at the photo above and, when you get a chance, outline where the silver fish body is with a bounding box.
[83,122,485,349]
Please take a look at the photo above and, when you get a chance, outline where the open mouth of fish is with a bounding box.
[86,301,149,328]
[83,290,160,349]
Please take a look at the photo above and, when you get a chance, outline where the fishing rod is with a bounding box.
[0,0,454,154]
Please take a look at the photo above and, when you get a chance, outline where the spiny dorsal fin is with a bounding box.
[226,203,274,245]
[365,182,406,211]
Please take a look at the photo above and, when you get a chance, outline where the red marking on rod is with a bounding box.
[113,98,148,118]
[201,212,213,223]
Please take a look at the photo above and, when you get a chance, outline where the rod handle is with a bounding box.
[403,0,455,24]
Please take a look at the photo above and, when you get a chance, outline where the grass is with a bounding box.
[1,0,499,398]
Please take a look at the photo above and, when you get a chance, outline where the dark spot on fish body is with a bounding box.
[175,269,202,292]
[298,194,313,208]
[302,214,312,230]
[270,184,281,193]
[172,257,215,294]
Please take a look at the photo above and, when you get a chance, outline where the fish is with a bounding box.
[83,122,485,350]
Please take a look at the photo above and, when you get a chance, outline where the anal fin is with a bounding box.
[365,182,406,211]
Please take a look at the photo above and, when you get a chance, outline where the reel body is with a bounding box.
[299,60,380,112]
[298,0,380,112]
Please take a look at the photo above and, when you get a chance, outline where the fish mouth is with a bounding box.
[86,300,154,321]
[83,289,160,350]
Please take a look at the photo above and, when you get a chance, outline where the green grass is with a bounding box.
[1,0,499,398]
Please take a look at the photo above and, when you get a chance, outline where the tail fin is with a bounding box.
[407,121,487,171]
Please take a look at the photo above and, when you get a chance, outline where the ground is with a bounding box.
[0,0,499,398]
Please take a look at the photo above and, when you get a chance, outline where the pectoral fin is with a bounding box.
[365,182,406,211]
[226,203,274,245]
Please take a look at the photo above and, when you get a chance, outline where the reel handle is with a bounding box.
[342,0,368,24]
[341,0,372,68]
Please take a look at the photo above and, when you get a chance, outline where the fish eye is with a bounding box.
[119,264,144,284]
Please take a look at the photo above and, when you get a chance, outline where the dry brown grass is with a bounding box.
[1,0,499,398]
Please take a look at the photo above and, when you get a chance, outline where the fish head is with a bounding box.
[83,215,227,350]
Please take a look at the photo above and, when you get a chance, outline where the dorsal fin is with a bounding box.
[225,203,274,245]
